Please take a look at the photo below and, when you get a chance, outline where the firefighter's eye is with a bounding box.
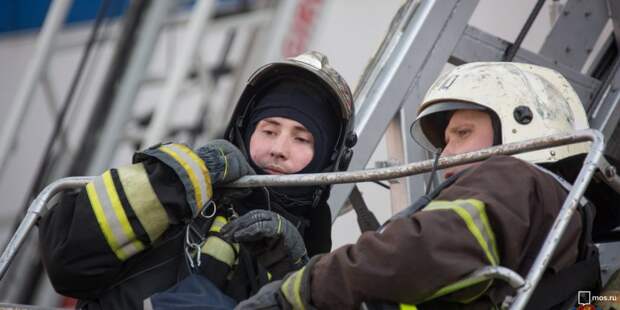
[457,128,471,138]
[295,137,311,144]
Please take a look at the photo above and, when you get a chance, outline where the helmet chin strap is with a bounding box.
[425,148,443,195]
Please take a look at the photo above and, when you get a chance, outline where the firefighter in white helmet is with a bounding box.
[236,62,603,309]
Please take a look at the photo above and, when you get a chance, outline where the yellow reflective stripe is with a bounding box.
[281,268,306,310]
[464,199,499,264]
[117,163,169,242]
[425,200,498,266]
[454,202,497,266]
[423,272,493,304]
[86,182,127,261]
[102,171,145,256]
[218,147,228,180]
[180,145,213,199]
[86,173,145,261]
[201,236,236,266]
[209,216,228,233]
[399,304,418,310]
[159,145,207,213]
[277,214,283,234]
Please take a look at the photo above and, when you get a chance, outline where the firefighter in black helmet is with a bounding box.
[38,51,356,310]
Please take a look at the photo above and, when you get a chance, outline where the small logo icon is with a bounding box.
[576,291,599,310]
[578,291,591,305]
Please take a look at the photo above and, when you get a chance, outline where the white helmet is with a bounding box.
[410,62,590,164]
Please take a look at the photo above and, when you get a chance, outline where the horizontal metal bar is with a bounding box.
[226,129,601,188]
[0,129,611,285]
[0,177,93,280]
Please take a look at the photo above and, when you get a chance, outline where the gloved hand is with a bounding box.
[221,210,309,278]
[196,139,255,186]
[235,257,318,310]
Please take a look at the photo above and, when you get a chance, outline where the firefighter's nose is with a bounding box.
[269,137,288,160]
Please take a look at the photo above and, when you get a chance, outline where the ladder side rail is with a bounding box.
[327,0,479,220]
[87,0,174,175]
[142,0,217,147]
[0,0,74,178]
[451,25,602,107]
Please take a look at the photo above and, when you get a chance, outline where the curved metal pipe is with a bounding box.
[509,129,605,309]
[469,266,525,289]
[0,177,93,279]
[0,129,605,289]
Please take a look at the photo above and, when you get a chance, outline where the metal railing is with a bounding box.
[0,129,617,310]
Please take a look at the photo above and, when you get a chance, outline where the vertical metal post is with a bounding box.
[0,0,73,177]
[385,115,409,213]
[87,0,174,175]
[328,0,479,220]
[142,0,216,147]
[509,131,605,309]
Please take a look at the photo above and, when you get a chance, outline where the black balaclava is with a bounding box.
[236,80,340,225]
[243,81,340,174]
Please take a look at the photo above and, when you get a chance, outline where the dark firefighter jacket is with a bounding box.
[38,143,331,310]
[308,156,582,309]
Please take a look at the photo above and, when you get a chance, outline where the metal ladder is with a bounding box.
[331,0,620,218]
[325,0,620,308]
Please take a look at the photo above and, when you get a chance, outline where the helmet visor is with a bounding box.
[410,101,487,152]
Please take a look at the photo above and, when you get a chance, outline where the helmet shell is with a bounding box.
[412,62,589,163]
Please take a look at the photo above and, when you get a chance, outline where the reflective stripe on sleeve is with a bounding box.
[157,144,213,216]
[422,199,498,302]
[201,216,239,266]
[86,171,145,261]
[209,216,228,233]
[281,267,306,310]
[424,199,499,266]
[116,163,169,243]
[201,236,236,267]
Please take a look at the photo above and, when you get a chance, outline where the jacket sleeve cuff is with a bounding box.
[134,143,213,217]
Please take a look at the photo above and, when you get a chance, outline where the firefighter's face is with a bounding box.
[441,110,494,179]
[249,117,315,174]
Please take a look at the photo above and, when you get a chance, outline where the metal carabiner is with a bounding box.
[184,224,205,269]
[200,200,217,219]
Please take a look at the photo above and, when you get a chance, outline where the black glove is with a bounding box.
[234,280,288,310]
[196,139,255,185]
[221,210,309,278]
[196,139,255,203]
[235,256,319,310]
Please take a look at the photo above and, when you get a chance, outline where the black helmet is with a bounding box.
[224,51,356,206]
